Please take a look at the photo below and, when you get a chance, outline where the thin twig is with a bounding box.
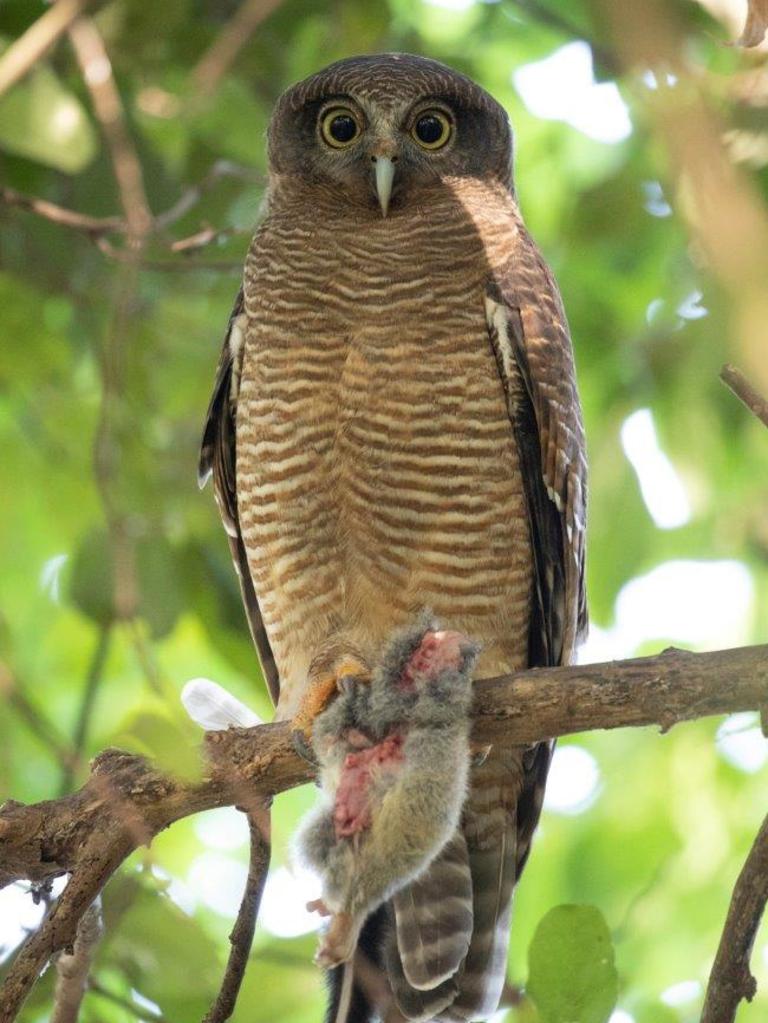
[0,0,97,100]
[701,813,768,1023]
[51,899,103,1023]
[0,661,77,772]
[190,0,285,98]
[721,363,768,430]
[67,17,152,241]
[0,187,123,236]
[153,159,260,232]
[203,806,271,1023]
[0,176,253,271]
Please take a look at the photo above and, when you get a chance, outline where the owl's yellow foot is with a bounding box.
[291,656,371,764]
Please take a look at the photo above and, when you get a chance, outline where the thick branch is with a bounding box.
[0,642,766,1020]
[702,813,768,1023]
[2,643,766,887]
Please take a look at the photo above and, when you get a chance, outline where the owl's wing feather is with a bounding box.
[199,287,280,704]
[485,228,588,669]
[484,228,587,891]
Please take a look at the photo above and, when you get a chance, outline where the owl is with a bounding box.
[200,53,587,1023]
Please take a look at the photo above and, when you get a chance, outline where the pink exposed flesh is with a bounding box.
[333,733,404,838]
[400,630,465,688]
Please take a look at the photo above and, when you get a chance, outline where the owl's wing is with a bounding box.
[485,232,588,671]
[198,286,280,704]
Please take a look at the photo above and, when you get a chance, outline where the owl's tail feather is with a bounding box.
[381,831,473,1022]
[437,746,520,1022]
[393,831,473,990]
[387,747,522,1023]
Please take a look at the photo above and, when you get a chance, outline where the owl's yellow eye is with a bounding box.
[412,110,452,150]
[320,108,362,148]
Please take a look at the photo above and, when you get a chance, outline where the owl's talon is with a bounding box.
[292,728,319,766]
[336,675,357,696]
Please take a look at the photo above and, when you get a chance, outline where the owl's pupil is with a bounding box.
[330,116,357,143]
[415,116,444,145]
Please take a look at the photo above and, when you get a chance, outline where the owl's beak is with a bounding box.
[373,156,396,218]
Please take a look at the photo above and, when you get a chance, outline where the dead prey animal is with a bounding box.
[295,620,478,967]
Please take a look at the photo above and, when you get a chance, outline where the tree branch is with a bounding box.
[0,170,254,271]
[190,0,285,99]
[0,0,97,100]
[0,642,764,1018]
[203,806,271,1023]
[0,642,766,1020]
[701,813,768,1023]
[721,363,768,430]
[58,624,112,796]
[51,899,103,1023]
[0,186,123,237]
[67,16,152,242]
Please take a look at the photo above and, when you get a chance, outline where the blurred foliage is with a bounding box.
[527,905,618,1023]
[0,1,767,1022]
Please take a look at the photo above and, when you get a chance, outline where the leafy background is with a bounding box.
[1,1,767,1022]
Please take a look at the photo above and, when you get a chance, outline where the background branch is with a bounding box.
[0,0,97,100]
[58,624,112,796]
[67,17,152,241]
[702,813,768,1023]
[203,807,271,1023]
[51,899,103,1023]
[190,0,285,99]
[721,363,768,430]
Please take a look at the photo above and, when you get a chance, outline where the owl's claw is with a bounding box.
[292,728,319,766]
[291,656,371,762]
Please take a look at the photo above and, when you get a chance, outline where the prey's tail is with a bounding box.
[325,906,388,1023]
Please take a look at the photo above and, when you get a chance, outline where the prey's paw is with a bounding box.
[315,911,357,968]
[401,629,466,687]
[470,742,492,767]
[306,898,332,918]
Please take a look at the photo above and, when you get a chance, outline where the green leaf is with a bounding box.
[69,528,115,626]
[0,43,97,172]
[135,534,182,639]
[68,529,181,637]
[527,904,618,1023]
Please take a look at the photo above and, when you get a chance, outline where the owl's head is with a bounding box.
[267,53,513,217]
